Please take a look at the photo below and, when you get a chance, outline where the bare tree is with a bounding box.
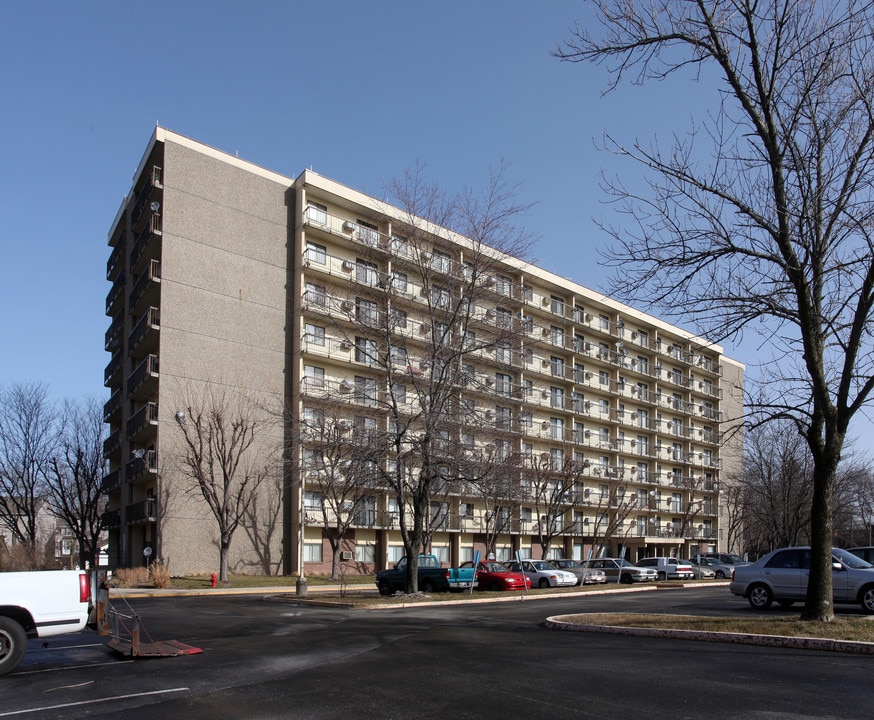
[0,382,56,562]
[319,163,534,593]
[241,471,285,575]
[301,409,383,580]
[461,448,522,560]
[45,397,107,568]
[558,1,874,621]
[587,471,637,558]
[174,385,277,582]
[525,455,583,559]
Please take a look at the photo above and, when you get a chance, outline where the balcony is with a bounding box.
[106,271,126,316]
[130,165,163,225]
[101,469,121,493]
[104,352,123,388]
[128,354,159,399]
[126,449,157,484]
[128,307,160,355]
[103,429,120,458]
[126,497,157,524]
[102,508,121,529]
[130,213,162,274]
[127,402,158,442]
[129,259,161,314]
[106,235,126,281]
[105,312,123,352]
[103,390,121,423]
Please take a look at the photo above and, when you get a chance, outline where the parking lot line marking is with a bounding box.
[14,660,134,675]
[0,688,189,717]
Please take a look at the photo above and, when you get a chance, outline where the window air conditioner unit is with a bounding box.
[339,380,353,393]
[341,300,353,312]
[342,221,356,232]
[339,340,352,351]
[341,260,354,272]
[341,550,354,561]
[585,313,592,322]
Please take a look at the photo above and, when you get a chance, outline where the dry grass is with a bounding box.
[559,613,874,643]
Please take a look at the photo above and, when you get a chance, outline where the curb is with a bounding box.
[544,614,874,655]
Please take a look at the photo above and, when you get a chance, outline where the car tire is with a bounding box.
[538,578,550,589]
[377,579,392,596]
[657,571,666,581]
[747,583,774,610]
[421,579,436,593]
[0,616,28,676]
[619,573,633,584]
[715,570,726,579]
[777,600,795,608]
[859,585,874,614]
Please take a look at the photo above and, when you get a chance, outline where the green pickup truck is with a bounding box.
[376,554,478,595]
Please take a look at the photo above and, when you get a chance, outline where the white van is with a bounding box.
[635,556,695,580]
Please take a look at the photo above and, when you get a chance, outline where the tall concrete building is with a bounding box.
[102,127,744,576]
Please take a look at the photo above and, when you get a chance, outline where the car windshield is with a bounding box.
[834,548,873,569]
[616,559,635,567]
[531,561,552,570]
[725,554,745,563]
[557,560,580,568]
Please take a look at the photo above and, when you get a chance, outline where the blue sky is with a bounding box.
[2,2,868,450]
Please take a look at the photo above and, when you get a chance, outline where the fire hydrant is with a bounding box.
[210,572,217,588]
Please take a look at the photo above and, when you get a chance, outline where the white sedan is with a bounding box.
[508,559,578,589]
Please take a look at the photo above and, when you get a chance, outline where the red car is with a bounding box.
[459,560,532,591]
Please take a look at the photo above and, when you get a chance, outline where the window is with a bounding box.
[550,417,564,441]
[599,370,609,386]
[523,378,533,397]
[550,448,564,471]
[496,341,511,364]
[303,447,323,471]
[572,392,584,413]
[356,259,379,286]
[551,296,565,315]
[304,491,324,509]
[574,334,586,353]
[573,305,586,323]
[599,314,609,331]
[432,285,451,309]
[302,406,324,428]
[494,439,510,460]
[573,363,585,383]
[495,275,512,296]
[304,365,324,388]
[520,411,532,428]
[495,307,512,328]
[306,201,327,225]
[637,462,648,480]
[461,432,475,447]
[306,242,327,265]
[495,373,512,395]
[390,270,408,293]
[390,235,408,257]
[551,326,564,346]
[550,386,564,409]
[355,544,376,563]
[356,298,378,327]
[573,422,585,443]
[303,544,323,562]
[393,384,407,405]
[357,219,379,247]
[495,406,511,430]
[354,376,377,407]
[551,356,564,377]
[391,308,407,329]
[389,345,406,365]
[355,337,377,366]
[431,250,451,273]
[304,324,325,346]
[304,282,326,306]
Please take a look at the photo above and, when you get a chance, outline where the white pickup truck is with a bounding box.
[0,570,93,675]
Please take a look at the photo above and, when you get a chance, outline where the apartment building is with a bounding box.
[102,127,744,576]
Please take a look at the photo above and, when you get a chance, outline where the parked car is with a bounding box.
[458,560,531,592]
[697,556,737,579]
[846,547,874,564]
[507,559,578,589]
[580,558,658,584]
[729,546,874,612]
[376,554,478,595]
[705,552,750,569]
[549,559,607,585]
[635,556,695,580]
[682,558,716,580]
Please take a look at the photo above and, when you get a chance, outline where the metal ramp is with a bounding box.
[95,572,203,659]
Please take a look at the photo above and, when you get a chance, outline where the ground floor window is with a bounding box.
[388,545,405,563]
[304,543,323,562]
[355,544,375,563]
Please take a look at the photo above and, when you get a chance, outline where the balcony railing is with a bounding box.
[130,213,162,271]
[102,508,121,529]
[129,259,161,311]
[101,469,120,493]
[106,236,126,281]
[127,402,158,440]
[106,271,126,316]
[128,307,160,353]
[128,354,159,396]
[126,450,157,484]
[127,497,158,524]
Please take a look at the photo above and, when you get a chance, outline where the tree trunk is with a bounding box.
[802,457,838,621]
